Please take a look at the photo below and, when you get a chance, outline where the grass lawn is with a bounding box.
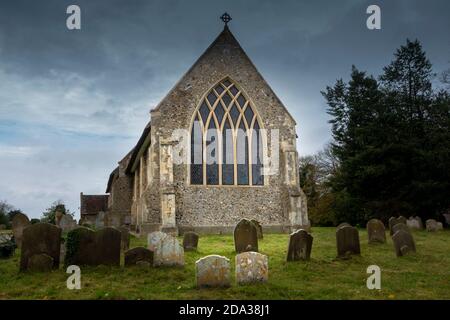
[0,227,449,300]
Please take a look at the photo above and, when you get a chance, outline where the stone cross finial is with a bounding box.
[220,12,232,25]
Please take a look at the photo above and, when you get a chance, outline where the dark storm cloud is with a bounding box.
[0,0,449,217]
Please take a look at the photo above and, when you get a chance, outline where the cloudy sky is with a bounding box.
[1,0,449,219]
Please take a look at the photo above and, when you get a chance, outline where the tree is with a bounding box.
[322,39,450,225]
[41,201,74,224]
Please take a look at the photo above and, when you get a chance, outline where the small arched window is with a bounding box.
[190,78,264,186]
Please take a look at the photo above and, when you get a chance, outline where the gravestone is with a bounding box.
[196,255,231,288]
[95,211,106,228]
[426,219,439,232]
[406,216,423,230]
[20,223,61,271]
[443,214,450,227]
[55,209,64,227]
[286,229,313,261]
[336,226,360,258]
[367,219,386,244]
[153,234,184,267]
[337,222,351,229]
[392,229,416,257]
[64,227,121,266]
[12,213,30,248]
[436,222,443,230]
[251,219,263,239]
[0,234,15,259]
[235,251,268,285]
[147,231,168,252]
[118,226,130,251]
[27,253,54,272]
[182,232,199,251]
[389,216,407,236]
[234,219,258,253]
[59,214,77,232]
[392,223,410,236]
[124,247,153,266]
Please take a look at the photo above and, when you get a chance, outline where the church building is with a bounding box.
[80,14,309,235]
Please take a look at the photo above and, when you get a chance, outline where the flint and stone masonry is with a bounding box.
[80,18,309,236]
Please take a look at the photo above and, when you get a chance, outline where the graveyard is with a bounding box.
[1,226,449,300]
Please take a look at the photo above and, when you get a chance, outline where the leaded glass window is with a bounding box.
[190,78,264,186]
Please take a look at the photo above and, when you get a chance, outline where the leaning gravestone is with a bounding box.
[286,229,313,261]
[336,226,360,258]
[182,232,199,251]
[27,253,54,272]
[234,219,258,253]
[59,214,77,233]
[124,247,153,266]
[251,219,263,239]
[392,223,411,236]
[426,219,439,232]
[235,251,268,285]
[196,255,231,288]
[392,229,416,257]
[406,216,423,230]
[153,234,184,267]
[148,231,168,252]
[12,213,30,248]
[389,216,407,236]
[0,234,15,259]
[367,219,386,244]
[64,227,121,266]
[20,223,61,271]
[118,226,130,251]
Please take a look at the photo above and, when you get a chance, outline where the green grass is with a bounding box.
[0,227,449,300]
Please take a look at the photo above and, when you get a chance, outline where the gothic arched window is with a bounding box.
[190,78,264,186]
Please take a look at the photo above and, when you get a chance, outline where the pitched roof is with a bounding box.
[125,121,151,174]
[151,25,296,124]
[80,194,109,216]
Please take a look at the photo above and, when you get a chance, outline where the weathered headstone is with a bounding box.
[12,213,30,248]
[64,227,121,266]
[20,223,61,271]
[426,219,439,232]
[182,232,199,251]
[234,219,258,253]
[251,219,263,239]
[59,214,77,232]
[0,234,15,259]
[196,255,231,288]
[367,219,386,244]
[153,234,184,267]
[336,226,360,258]
[389,216,407,236]
[27,253,54,272]
[286,229,313,261]
[95,211,106,228]
[436,222,443,230]
[443,214,450,227]
[55,209,64,227]
[406,216,423,230]
[118,226,130,251]
[124,247,153,266]
[337,222,351,229]
[392,230,416,257]
[147,231,168,252]
[392,223,411,236]
[235,251,268,285]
